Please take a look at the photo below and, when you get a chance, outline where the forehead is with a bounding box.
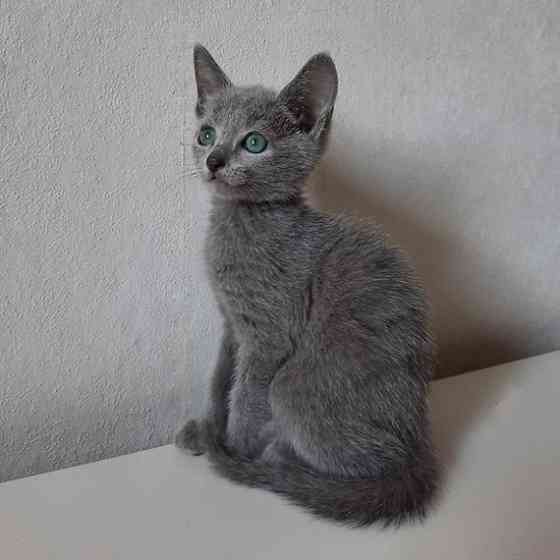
[202,86,278,130]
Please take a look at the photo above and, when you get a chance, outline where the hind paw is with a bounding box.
[175,419,207,455]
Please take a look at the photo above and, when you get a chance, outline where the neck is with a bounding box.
[211,193,306,212]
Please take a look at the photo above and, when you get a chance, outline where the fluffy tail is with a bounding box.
[204,423,438,527]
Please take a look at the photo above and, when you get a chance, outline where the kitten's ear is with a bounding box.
[193,44,231,113]
[276,53,338,149]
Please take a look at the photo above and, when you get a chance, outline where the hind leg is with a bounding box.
[268,363,328,471]
[268,349,398,478]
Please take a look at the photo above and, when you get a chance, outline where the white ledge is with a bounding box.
[2,351,560,558]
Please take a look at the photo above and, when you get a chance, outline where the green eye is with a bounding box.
[242,132,268,154]
[198,126,216,146]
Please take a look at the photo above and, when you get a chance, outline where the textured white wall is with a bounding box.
[1,0,559,482]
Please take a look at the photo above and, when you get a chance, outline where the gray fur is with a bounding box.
[176,44,439,526]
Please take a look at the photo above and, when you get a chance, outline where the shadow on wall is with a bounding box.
[308,132,539,378]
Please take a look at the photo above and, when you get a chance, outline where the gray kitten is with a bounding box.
[176,45,439,527]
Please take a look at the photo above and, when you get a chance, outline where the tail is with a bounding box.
[204,423,439,527]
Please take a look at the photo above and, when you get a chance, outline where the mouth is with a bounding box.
[203,169,241,189]
[205,171,228,186]
[208,172,224,184]
[202,169,218,182]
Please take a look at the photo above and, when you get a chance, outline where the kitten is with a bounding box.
[176,44,439,527]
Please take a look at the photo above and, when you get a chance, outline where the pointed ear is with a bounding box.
[193,44,231,112]
[276,53,338,148]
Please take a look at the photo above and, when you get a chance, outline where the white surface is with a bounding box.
[2,1,560,483]
[1,351,559,559]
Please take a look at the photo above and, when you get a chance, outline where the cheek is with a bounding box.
[234,150,273,172]
[226,152,257,173]
[191,146,208,167]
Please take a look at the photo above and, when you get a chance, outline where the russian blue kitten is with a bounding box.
[177,45,439,526]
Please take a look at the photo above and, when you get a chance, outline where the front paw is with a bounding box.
[175,419,207,455]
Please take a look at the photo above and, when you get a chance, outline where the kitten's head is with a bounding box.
[192,45,338,203]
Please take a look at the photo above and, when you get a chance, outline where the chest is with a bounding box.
[205,205,310,342]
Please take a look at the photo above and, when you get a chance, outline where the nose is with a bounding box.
[206,149,227,173]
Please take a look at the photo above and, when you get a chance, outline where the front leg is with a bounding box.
[176,322,237,454]
[226,353,276,458]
